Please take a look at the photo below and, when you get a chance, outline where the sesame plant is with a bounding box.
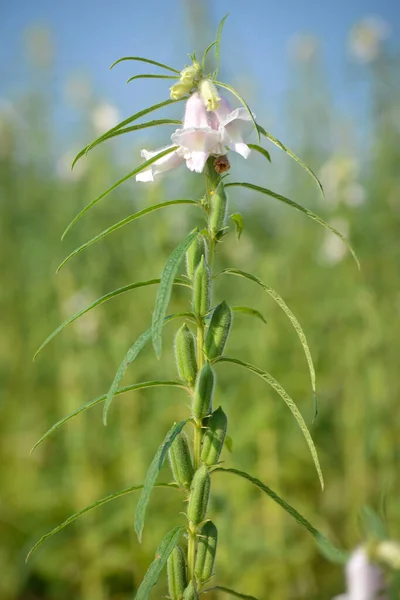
[29,15,359,600]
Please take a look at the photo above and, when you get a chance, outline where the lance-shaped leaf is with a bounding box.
[219,268,316,412]
[31,381,186,453]
[256,123,324,198]
[247,143,271,163]
[135,525,185,600]
[225,181,359,269]
[213,467,348,564]
[72,98,184,169]
[63,146,180,238]
[202,40,217,70]
[229,213,244,240]
[26,482,178,562]
[110,55,180,74]
[214,80,259,142]
[126,74,177,83]
[134,421,188,542]
[212,13,229,78]
[232,305,267,325]
[34,278,190,360]
[152,229,199,359]
[214,356,323,489]
[72,119,181,166]
[203,586,259,600]
[58,200,199,271]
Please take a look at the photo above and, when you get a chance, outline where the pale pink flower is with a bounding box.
[212,96,254,159]
[135,145,183,183]
[333,547,387,600]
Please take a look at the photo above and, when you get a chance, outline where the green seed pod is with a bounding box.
[174,324,197,385]
[204,301,232,360]
[168,432,194,490]
[200,406,228,467]
[182,580,199,600]
[194,520,218,583]
[192,255,211,317]
[192,363,215,421]
[209,183,227,238]
[187,465,210,525]
[186,235,207,280]
[167,545,187,600]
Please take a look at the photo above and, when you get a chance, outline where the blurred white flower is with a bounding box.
[64,74,93,108]
[62,290,99,345]
[333,547,387,600]
[320,217,349,265]
[288,34,318,63]
[319,156,362,206]
[343,182,366,208]
[349,16,390,63]
[92,103,120,135]
[56,151,87,181]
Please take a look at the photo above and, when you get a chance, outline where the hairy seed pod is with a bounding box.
[194,520,218,583]
[174,324,197,385]
[209,183,227,238]
[186,234,207,280]
[192,255,211,317]
[200,406,228,467]
[167,545,187,600]
[204,301,232,360]
[168,432,194,490]
[192,363,215,421]
[187,465,210,525]
[182,580,199,600]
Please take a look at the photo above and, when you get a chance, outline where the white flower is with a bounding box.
[92,103,120,135]
[333,547,387,600]
[135,145,183,182]
[212,96,254,159]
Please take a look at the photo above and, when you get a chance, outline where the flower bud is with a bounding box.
[167,545,187,600]
[200,406,228,466]
[376,540,400,569]
[187,465,210,525]
[193,256,211,317]
[209,183,228,239]
[192,363,215,421]
[186,235,207,280]
[174,324,197,385]
[205,301,232,360]
[170,81,192,101]
[182,580,199,600]
[194,520,218,583]
[199,78,220,111]
[180,62,201,85]
[168,432,194,490]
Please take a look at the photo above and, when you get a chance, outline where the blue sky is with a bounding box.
[1,0,399,149]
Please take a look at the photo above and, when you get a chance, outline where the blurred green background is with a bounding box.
[1,1,400,599]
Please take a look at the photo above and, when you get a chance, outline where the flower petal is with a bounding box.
[183,92,209,128]
[135,145,183,183]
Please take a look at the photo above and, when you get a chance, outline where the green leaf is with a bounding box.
[72,98,184,169]
[72,119,181,166]
[33,278,190,360]
[214,356,324,489]
[219,268,316,411]
[247,143,271,163]
[212,14,229,79]
[26,482,177,562]
[213,468,347,563]
[229,213,244,240]
[110,55,180,75]
[31,381,186,453]
[360,505,387,541]
[224,435,233,453]
[232,305,267,325]
[58,199,199,271]
[203,586,258,600]
[214,80,259,142]
[152,229,199,359]
[202,40,218,70]
[135,421,188,542]
[126,74,178,83]
[64,146,180,238]
[134,525,185,600]
[256,123,324,198]
[225,181,360,269]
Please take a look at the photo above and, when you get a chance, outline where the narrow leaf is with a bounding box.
[72,98,184,169]
[225,181,359,269]
[31,381,186,453]
[152,229,199,359]
[58,199,198,271]
[256,123,324,198]
[203,586,259,600]
[214,80,259,142]
[135,421,188,542]
[63,147,179,238]
[247,143,271,162]
[126,74,177,83]
[202,40,218,70]
[229,213,244,240]
[26,483,177,562]
[214,356,324,489]
[214,467,347,563]
[110,55,180,74]
[135,525,185,600]
[34,278,189,360]
[232,305,267,325]
[220,268,316,408]
[213,14,229,78]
